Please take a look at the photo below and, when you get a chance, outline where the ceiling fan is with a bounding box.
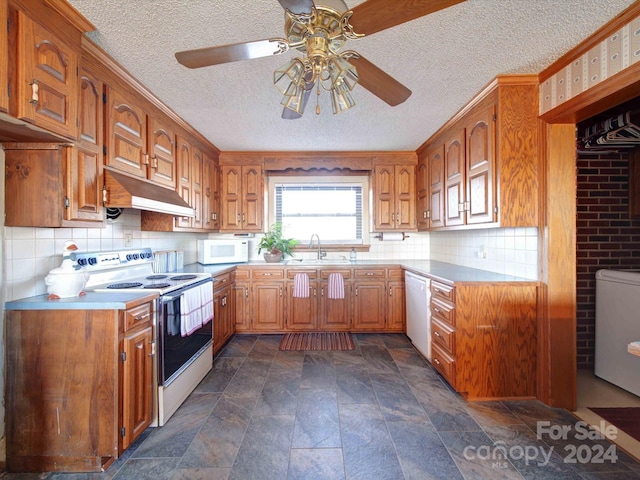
[175,0,465,119]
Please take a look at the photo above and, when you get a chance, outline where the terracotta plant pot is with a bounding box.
[263,252,283,263]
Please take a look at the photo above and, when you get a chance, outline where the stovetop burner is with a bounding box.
[144,283,171,289]
[147,275,168,280]
[170,274,198,281]
[107,282,144,289]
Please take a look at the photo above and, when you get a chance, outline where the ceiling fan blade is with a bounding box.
[349,55,411,106]
[277,0,315,14]
[349,0,465,36]
[176,38,288,69]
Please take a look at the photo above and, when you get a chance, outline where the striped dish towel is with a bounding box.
[293,273,309,298]
[327,272,344,299]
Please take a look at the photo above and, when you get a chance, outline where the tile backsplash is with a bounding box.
[4,206,538,301]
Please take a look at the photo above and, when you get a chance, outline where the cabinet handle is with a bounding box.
[389,287,392,296]
[245,288,248,298]
[242,213,246,222]
[321,287,324,297]
[134,312,152,321]
[143,154,150,166]
[434,288,441,293]
[263,273,272,276]
[279,288,282,297]
[391,213,395,222]
[29,79,39,105]
[434,331,441,338]
[396,212,400,225]
[355,288,358,297]
[313,288,317,297]
[433,307,440,314]
[149,342,156,357]
[433,357,441,366]
[237,214,241,222]
[366,272,374,276]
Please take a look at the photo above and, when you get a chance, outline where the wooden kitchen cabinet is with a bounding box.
[203,152,220,230]
[251,268,284,331]
[352,268,387,331]
[4,142,104,227]
[220,164,264,232]
[213,272,234,354]
[285,268,319,331]
[318,268,352,331]
[233,268,251,332]
[386,276,406,332]
[148,114,177,189]
[5,297,156,472]
[8,7,80,139]
[372,157,417,231]
[416,149,430,230]
[0,0,8,113]
[421,75,538,230]
[429,279,538,400]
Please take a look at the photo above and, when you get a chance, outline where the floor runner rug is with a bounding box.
[589,407,640,442]
[279,332,355,351]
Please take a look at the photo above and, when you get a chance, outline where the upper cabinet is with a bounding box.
[420,75,539,230]
[0,0,8,113]
[203,152,220,230]
[148,114,177,189]
[416,149,429,231]
[105,85,148,179]
[372,154,417,231]
[220,154,264,232]
[7,6,83,139]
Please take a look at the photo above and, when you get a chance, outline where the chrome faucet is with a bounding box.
[308,233,325,260]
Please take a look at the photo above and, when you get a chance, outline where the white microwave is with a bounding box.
[197,239,249,264]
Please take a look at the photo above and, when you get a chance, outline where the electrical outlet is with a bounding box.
[124,233,133,247]
[478,245,487,259]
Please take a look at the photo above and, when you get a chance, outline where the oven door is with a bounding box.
[157,279,213,386]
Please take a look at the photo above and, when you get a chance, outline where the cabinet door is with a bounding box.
[285,281,318,331]
[105,86,147,178]
[191,147,204,229]
[213,286,233,354]
[394,165,416,230]
[175,136,192,228]
[202,153,219,230]
[14,10,78,139]
[221,165,242,230]
[69,65,104,224]
[242,165,264,231]
[386,281,405,332]
[352,282,386,331]
[233,281,251,332]
[318,281,351,331]
[252,282,284,331]
[428,144,445,229]
[465,102,496,225]
[148,115,177,189]
[120,325,153,452]
[373,165,395,230]
[416,152,429,230]
[0,0,8,113]
[444,130,466,227]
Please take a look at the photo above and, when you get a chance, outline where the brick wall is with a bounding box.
[576,149,640,369]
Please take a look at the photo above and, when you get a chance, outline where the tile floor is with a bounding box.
[3,333,640,480]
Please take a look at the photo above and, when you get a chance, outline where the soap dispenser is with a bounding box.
[349,248,357,262]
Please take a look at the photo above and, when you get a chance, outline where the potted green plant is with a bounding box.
[258,222,299,263]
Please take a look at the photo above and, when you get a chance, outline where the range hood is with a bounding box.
[104,168,195,217]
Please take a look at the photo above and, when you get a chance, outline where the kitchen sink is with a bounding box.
[285,258,352,265]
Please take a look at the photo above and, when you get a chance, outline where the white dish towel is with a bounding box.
[180,284,204,336]
[201,282,214,325]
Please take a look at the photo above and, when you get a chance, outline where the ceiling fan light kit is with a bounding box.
[174,0,465,118]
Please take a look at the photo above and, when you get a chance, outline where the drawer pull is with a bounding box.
[263,273,272,276]
[434,331,441,338]
[134,312,152,321]
[433,307,440,314]
[433,358,441,366]
[29,79,39,106]
[366,272,374,276]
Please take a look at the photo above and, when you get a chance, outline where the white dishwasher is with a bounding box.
[405,271,431,360]
[595,269,640,397]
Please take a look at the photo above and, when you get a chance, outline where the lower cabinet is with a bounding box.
[5,298,156,473]
[233,268,251,332]
[430,279,538,400]
[318,268,352,331]
[251,268,285,332]
[213,272,235,354]
[285,269,319,331]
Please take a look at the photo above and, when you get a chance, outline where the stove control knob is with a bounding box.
[77,258,87,267]
[125,254,132,261]
[133,253,139,260]
[88,257,97,266]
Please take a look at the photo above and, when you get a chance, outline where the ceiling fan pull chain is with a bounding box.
[316,82,321,115]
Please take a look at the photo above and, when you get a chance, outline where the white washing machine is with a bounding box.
[595,269,640,397]
[405,271,431,360]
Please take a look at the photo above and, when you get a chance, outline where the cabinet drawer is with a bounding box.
[431,342,456,385]
[319,268,352,280]
[235,268,250,280]
[388,268,403,279]
[286,269,318,279]
[431,297,455,327]
[123,302,153,332]
[431,280,455,302]
[431,318,455,354]
[354,268,386,279]
[252,269,285,279]
[213,273,231,291]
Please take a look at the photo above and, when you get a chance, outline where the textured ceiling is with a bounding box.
[67,0,636,152]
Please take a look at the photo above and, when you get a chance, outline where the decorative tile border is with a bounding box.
[540,14,640,114]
